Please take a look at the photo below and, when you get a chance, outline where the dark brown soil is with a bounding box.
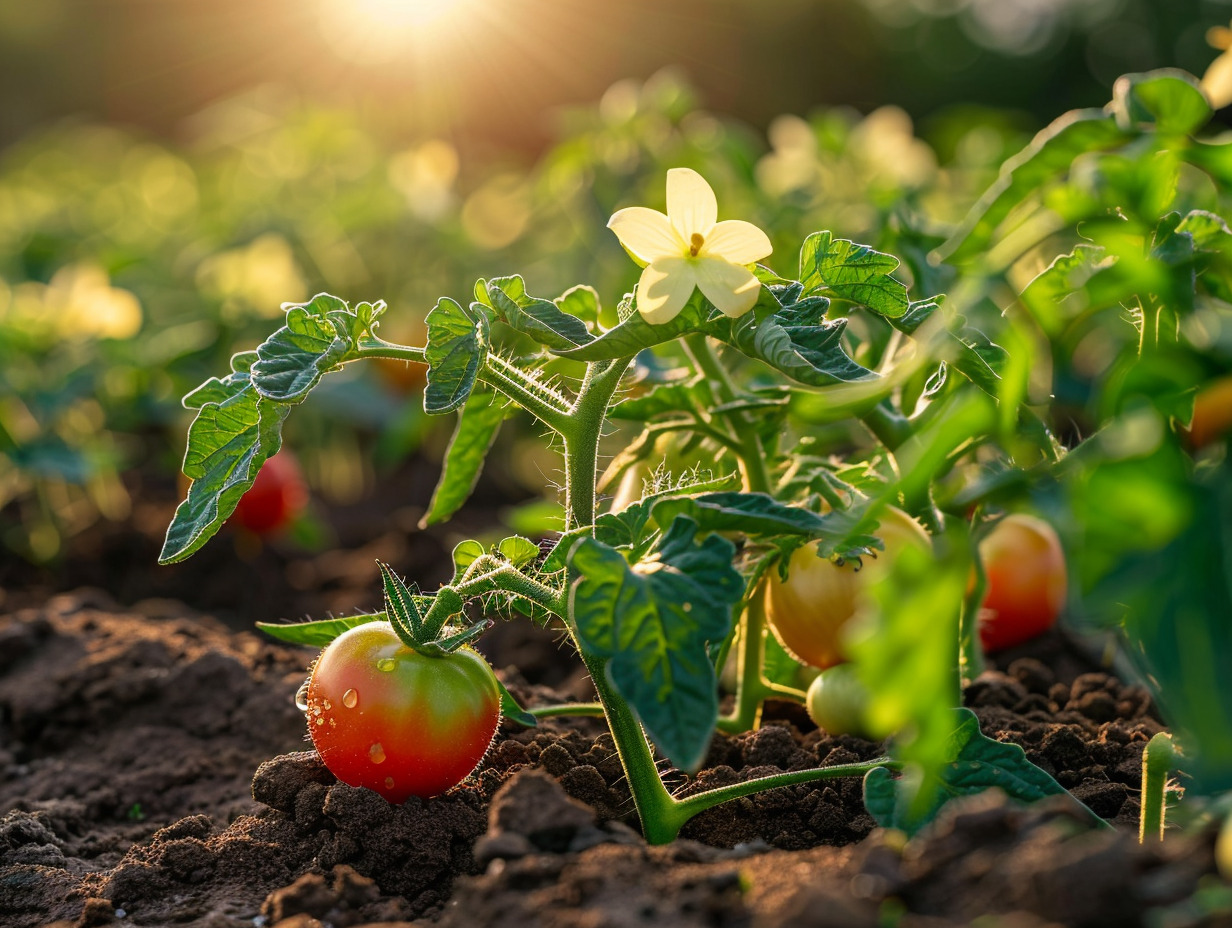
[1,592,1227,928]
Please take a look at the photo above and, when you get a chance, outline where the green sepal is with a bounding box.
[568,518,743,772]
[379,561,426,644]
[496,678,537,727]
[863,708,1087,836]
[424,297,489,415]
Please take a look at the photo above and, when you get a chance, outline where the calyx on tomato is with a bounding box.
[764,506,930,670]
[303,562,500,802]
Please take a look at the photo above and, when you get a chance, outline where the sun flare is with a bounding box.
[317,0,472,62]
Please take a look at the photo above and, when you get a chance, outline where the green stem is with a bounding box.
[527,702,606,719]
[454,565,567,617]
[1139,732,1178,844]
[861,401,912,451]
[562,357,633,530]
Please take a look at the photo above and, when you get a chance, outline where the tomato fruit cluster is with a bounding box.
[975,514,1066,653]
[231,450,308,535]
[305,622,501,802]
[764,507,931,670]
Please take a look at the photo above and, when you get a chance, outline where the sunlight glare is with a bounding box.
[317,0,472,63]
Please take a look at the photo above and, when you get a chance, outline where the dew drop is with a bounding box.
[294,680,310,712]
[369,742,386,764]
[384,776,395,790]
[376,658,396,673]
[342,688,358,708]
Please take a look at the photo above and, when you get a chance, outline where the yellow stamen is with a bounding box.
[689,233,704,257]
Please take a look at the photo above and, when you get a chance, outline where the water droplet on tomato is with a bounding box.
[376,658,396,673]
[369,742,386,764]
[384,776,395,790]
[342,688,358,708]
[294,680,310,712]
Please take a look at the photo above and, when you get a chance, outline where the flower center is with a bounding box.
[689,232,704,257]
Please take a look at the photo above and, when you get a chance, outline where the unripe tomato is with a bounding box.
[1186,374,1232,450]
[230,450,307,535]
[764,507,930,670]
[975,514,1066,653]
[305,622,501,802]
[806,663,872,738]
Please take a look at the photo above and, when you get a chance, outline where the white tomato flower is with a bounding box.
[607,168,772,324]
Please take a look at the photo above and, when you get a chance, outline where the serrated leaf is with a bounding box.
[799,231,909,318]
[420,390,508,528]
[486,276,594,351]
[257,613,383,647]
[425,297,488,415]
[252,302,353,403]
[568,518,743,771]
[497,535,540,568]
[590,474,743,554]
[940,109,1131,263]
[1111,69,1212,136]
[159,378,289,564]
[863,708,1078,835]
[890,297,944,336]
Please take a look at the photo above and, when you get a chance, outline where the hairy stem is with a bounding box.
[1139,732,1178,843]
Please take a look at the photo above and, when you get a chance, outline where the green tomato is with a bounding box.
[806,663,872,739]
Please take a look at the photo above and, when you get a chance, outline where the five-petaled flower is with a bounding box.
[607,168,772,324]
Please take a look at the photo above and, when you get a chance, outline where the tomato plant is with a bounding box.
[805,663,871,739]
[975,514,1066,653]
[229,450,307,535]
[764,507,931,670]
[305,620,500,802]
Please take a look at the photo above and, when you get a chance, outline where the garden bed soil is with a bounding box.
[1,591,1227,928]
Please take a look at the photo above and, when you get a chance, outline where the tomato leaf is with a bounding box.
[863,708,1082,835]
[424,297,489,415]
[1110,69,1211,136]
[251,294,375,403]
[496,534,540,568]
[483,276,595,351]
[553,290,715,362]
[798,231,909,318]
[555,284,601,326]
[568,517,743,772]
[256,613,384,647]
[420,390,509,528]
[159,364,289,565]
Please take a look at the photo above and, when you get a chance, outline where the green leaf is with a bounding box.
[553,291,714,362]
[940,109,1131,263]
[1111,69,1212,136]
[948,324,1009,397]
[420,390,508,528]
[257,613,384,647]
[251,294,366,403]
[452,539,487,574]
[485,276,594,351]
[863,708,1077,835]
[799,231,909,318]
[497,678,537,727]
[555,284,601,326]
[1020,244,1112,336]
[650,492,877,559]
[568,518,743,771]
[425,297,488,415]
[159,377,289,564]
[590,474,743,554]
[497,534,540,568]
[889,297,944,336]
[608,379,706,421]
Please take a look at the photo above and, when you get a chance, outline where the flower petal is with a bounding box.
[666,168,718,239]
[694,258,761,318]
[636,258,697,325]
[1203,51,1232,109]
[607,207,683,265]
[703,220,773,265]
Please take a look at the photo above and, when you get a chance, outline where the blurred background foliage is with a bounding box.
[3,0,1232,567]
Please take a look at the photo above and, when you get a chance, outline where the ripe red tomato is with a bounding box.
[1186,374,1232,450]
[230,450,307,535]
[806,663,872,739]
[975,514,1066,653]
[305,622,501,802]
[764,507,931,670]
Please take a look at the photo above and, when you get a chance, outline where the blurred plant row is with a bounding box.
[0,73,1025,562]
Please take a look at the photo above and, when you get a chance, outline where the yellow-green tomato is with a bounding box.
[764,507,930,670]
[806,663,872,738]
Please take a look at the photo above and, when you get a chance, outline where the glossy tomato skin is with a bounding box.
[231,450,307,535]
[305,622,501,802]
[764,507,930,670]
[1187,374,1232,450]
[976,514,1066,653]
[805,663,871,738]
